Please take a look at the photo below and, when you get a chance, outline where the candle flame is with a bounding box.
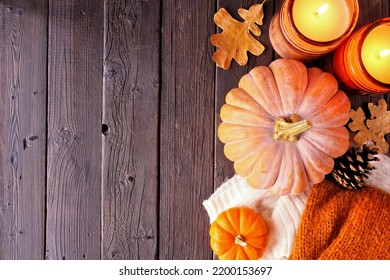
[315,3,329,16]
[378,49,390,58]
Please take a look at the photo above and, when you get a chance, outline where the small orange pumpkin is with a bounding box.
[210,207,268,260]
[218,58,350,195]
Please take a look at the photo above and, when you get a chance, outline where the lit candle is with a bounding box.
[269,0,359,62]
[361,24,390,84]
[328,18,390,94]
[292,0,350,42]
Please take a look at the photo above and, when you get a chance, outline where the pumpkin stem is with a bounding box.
[273,114,312,142]
[235,235,247,247]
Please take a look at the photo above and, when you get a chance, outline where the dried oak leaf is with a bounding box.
[349,99,390,154]
[210,2,266,70]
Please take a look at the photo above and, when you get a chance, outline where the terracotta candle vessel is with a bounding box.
[269,0,359,62]
[328,17,390,94]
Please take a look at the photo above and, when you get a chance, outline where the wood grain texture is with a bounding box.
[214,0,275,190]
[102,0,160,260]
[45,0,103,260]
[0,0,47,259]
[160,0,216,259]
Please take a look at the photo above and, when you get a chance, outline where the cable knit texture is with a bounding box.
[289,179,390,260]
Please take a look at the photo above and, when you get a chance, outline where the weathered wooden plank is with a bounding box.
[46,0,103,260]
[102,0,160,260]
[160,0,216,259]
[357,0,388,26]
[0,0,47,260]
[214,0,275,189]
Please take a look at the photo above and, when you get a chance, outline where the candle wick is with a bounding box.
[315,3,329,16]
[378,49,390,58]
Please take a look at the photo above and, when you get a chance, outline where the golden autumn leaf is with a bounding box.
[210,2,266,70]
[348,99,390,154]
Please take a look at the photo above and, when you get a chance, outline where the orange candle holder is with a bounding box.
[269,0,359,62]
[327,18,390,94]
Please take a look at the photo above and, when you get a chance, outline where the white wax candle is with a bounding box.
[292,0,350,42]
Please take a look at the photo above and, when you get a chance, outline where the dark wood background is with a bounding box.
[0,0,389,260]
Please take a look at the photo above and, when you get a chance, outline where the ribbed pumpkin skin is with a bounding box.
[210,207,268,260]
[218,59,350,195]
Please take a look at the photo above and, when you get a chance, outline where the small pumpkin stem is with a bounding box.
[273,114,312,142]
[235,235,247,247]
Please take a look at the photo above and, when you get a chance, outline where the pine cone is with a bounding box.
[331,145,379,190]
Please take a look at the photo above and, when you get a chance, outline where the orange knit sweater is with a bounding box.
[289,179,390,260]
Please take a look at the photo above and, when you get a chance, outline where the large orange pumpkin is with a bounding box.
[210,207,268,260]
[218,58,350,195]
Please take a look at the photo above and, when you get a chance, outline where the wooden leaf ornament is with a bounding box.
[210,2,266,70]
[209,207,268,260]
[349,99,390,154]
